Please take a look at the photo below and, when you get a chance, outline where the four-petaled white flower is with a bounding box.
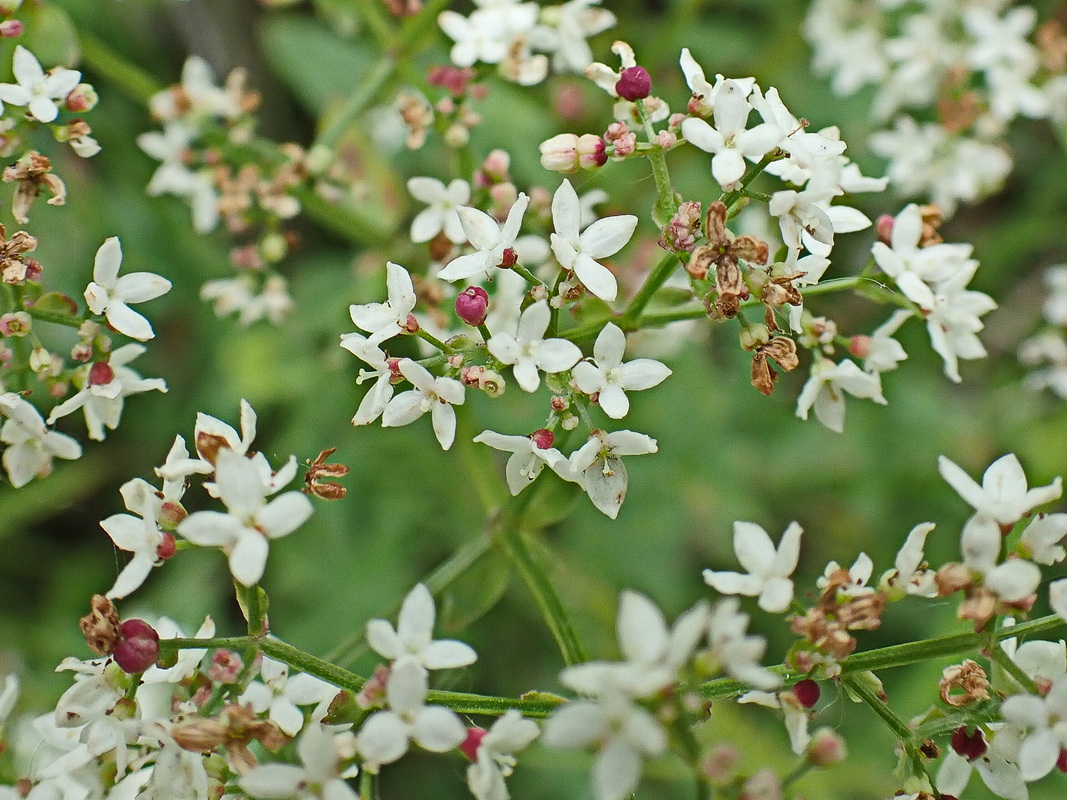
[882,522,938,598]
[573,323,671,418]
[84,238,172,342]
[959,513,1041,603]
[438,194,530,283]
[239,657,339,737]
[549,179,637,302]
[938,453,1062,526]
[999,675,1067,782]
[704,521,803,613]
[1019,513,1067,565]
[366,583,478,670]
[542,688,667,800]
[554,428,658,519]
[466,710,540,800]
[340,333,396,426]
[0,46,81,123]
[176,448,313,586]
[680,79,784,189]
[47,344,168,441]
[795,357,886,433]
[487,300,582,393]
[348,262,417,345]
[706,598,781,690]
[99,478,166,599]
[382,359,465,450]
[355,657,466,771]
[408,177,471,244]
[473,430,563,496]
[0,392,81,488]
[241,723,358,800]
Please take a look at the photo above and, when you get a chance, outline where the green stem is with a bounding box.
[843,673,913,741]
[781,760,813,788]
[313,57,396,153]
[717,151,782,216]
[77,30,163,104]
[989,640,1040,695]
[635,98,675,226]
[510,263,545,287]
[622,251,680,324]
[415,327,454,354]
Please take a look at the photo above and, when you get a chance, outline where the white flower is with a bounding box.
[381,359,465,450]
[239,657,339,737]
[0,392,81,487]
[473,430,564,496]
[704,521,802,613]
[542,689,667,800]
[795,358,886,433]
[938,453,1062,526]
[355,658,466,771]
[572,323,671,418]
[242,723,358,800]
[549,179,637,301]
[1052,579,1067,623]
[737,689,811,754]
[817,552,875,597]
[155,433,213,489]
[408,177,471,244]
[1000,675,1067,782]
[150,55,241,122]
[47,344,168,441]
[340,333,395,426]
[0,46,81,123]
[348,262,417,345]
[705,599,781,691]
[882,522,937,598]
[437,194,529,283]
[555,429,658,519]
[487,300,582,393]
[936,724,1028,800]
[861,310,913,374]
[959,513,1041,603]
[176,448,313,586]
[921,261,997,384]
[366,583,477,670]
[466,710,540,800]
[1019,513,1067,565]
[84,238,171,341]
[99,478,166,599]
[680,80,784,189]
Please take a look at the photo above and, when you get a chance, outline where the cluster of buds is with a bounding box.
[79,595,161,674]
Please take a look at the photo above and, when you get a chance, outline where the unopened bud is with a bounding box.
[158,502,187,532]
[739,323,770,351]
[807,727,847,767]
[875,214,894,246]
[792,679,820,708]
[156,531,178,560]
[460,727,487,761]
[89,360,115,386]
[530,428,555,449]
[498,248,518,269]
[65,84,99,113]
[207,650,243,683]
[112,619,160,674]
[950,726,987,760]
[615,66,652,101]
[0,19,22,38]
[849,335,872,359]
[455,286,489,326]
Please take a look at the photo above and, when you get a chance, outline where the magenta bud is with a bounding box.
[0,19,23,38]
[875,214,894,246]
[156,531,177,560]
[848,335,872,359]
[615,67,652,101]
[460,727,487,761]
[455,286,489,327]
[950,726,987,761]
[89,361,114,386]
[792,679,820,709]
[530,428,555,449]
[112,619,160,674]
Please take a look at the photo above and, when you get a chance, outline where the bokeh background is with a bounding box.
[0,0,1065,797]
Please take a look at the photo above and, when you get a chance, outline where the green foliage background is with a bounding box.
[0,0,1064,798]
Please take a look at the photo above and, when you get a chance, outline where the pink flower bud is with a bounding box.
[158,502,187,532]
[498,247,518,269]
[806,728,847,767]
[615,67,651,101]
[0,19,23,38]
[89,360,115,386]
[849,335,872,359]
[792,679,820,709]
[875,214,894,245]
[455,286,489,327]
[530,428,555,449]
[156,531,177,560]
[576,134,607,169]
[401,314,420,334]
[950,726,987,760]
[460,727,487,761]
[112,619,160,674]
[64,84,99,113]
[207,650,243,683]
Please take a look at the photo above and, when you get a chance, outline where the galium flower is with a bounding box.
[938,453,1062,527]
[704,521,802,613]
[0,392,81,488]
[84,237,172,342]
[366,583,477,670]
[549,179,637,302]
[882,522,937,598]
[999,674,1067,782]
[348,262,417,345]
[705,599,782,690]
[437,193,530,283]
[795,358,886,433]
[238,657,339,737]
[0,45,81,123]
[339,333,396,426]
[959,513,1041,603]
[381,359,465,450]
[1018,513,1067,565]
[553,428,658,519]
[241,723,358,800]
[573,322,671,418]
[99,478,168,599]
[473,429,563,496]
[464,710,540,800]
[487,300,582,393]
[407,177,471,244]
[176,448,313,586]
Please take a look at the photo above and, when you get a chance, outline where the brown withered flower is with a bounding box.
[750,335,800,396]
[3,151,66,224]
[0,224,40,285]
[698,201,769,319]
[939,659,990,707]
[80,595,121,656]
[790,570,888,661]
[171,703,289,774]
[303,447,349,500]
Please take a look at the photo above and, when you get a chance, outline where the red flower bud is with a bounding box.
[455,286,490,327]
[156,531,177,560]
[460,727,488,761]
[792,679,820,709]
[89,360,114,386]
[616,67,652,101]
[875,214,894,246]
[950,726,987,761]
[112,619,160,674]
[530,428,555,449]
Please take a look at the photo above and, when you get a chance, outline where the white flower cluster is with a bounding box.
[804,0,1067,214]
[438,0,617,84]
[1019,264,1067,400]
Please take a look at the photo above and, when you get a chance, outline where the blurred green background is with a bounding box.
[0,0,1064,797]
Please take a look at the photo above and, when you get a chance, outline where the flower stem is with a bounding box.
[635,99,675,227]
[77,30,163,103]
[511,263,545,288]
[414,327,455,353]
[622,251,680,325]
[313,56,396,153]
[988,639,1039,695]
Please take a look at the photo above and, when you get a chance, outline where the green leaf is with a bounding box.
[22,5,81,68]
[30,291,80,317]
[436,543,511,634]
